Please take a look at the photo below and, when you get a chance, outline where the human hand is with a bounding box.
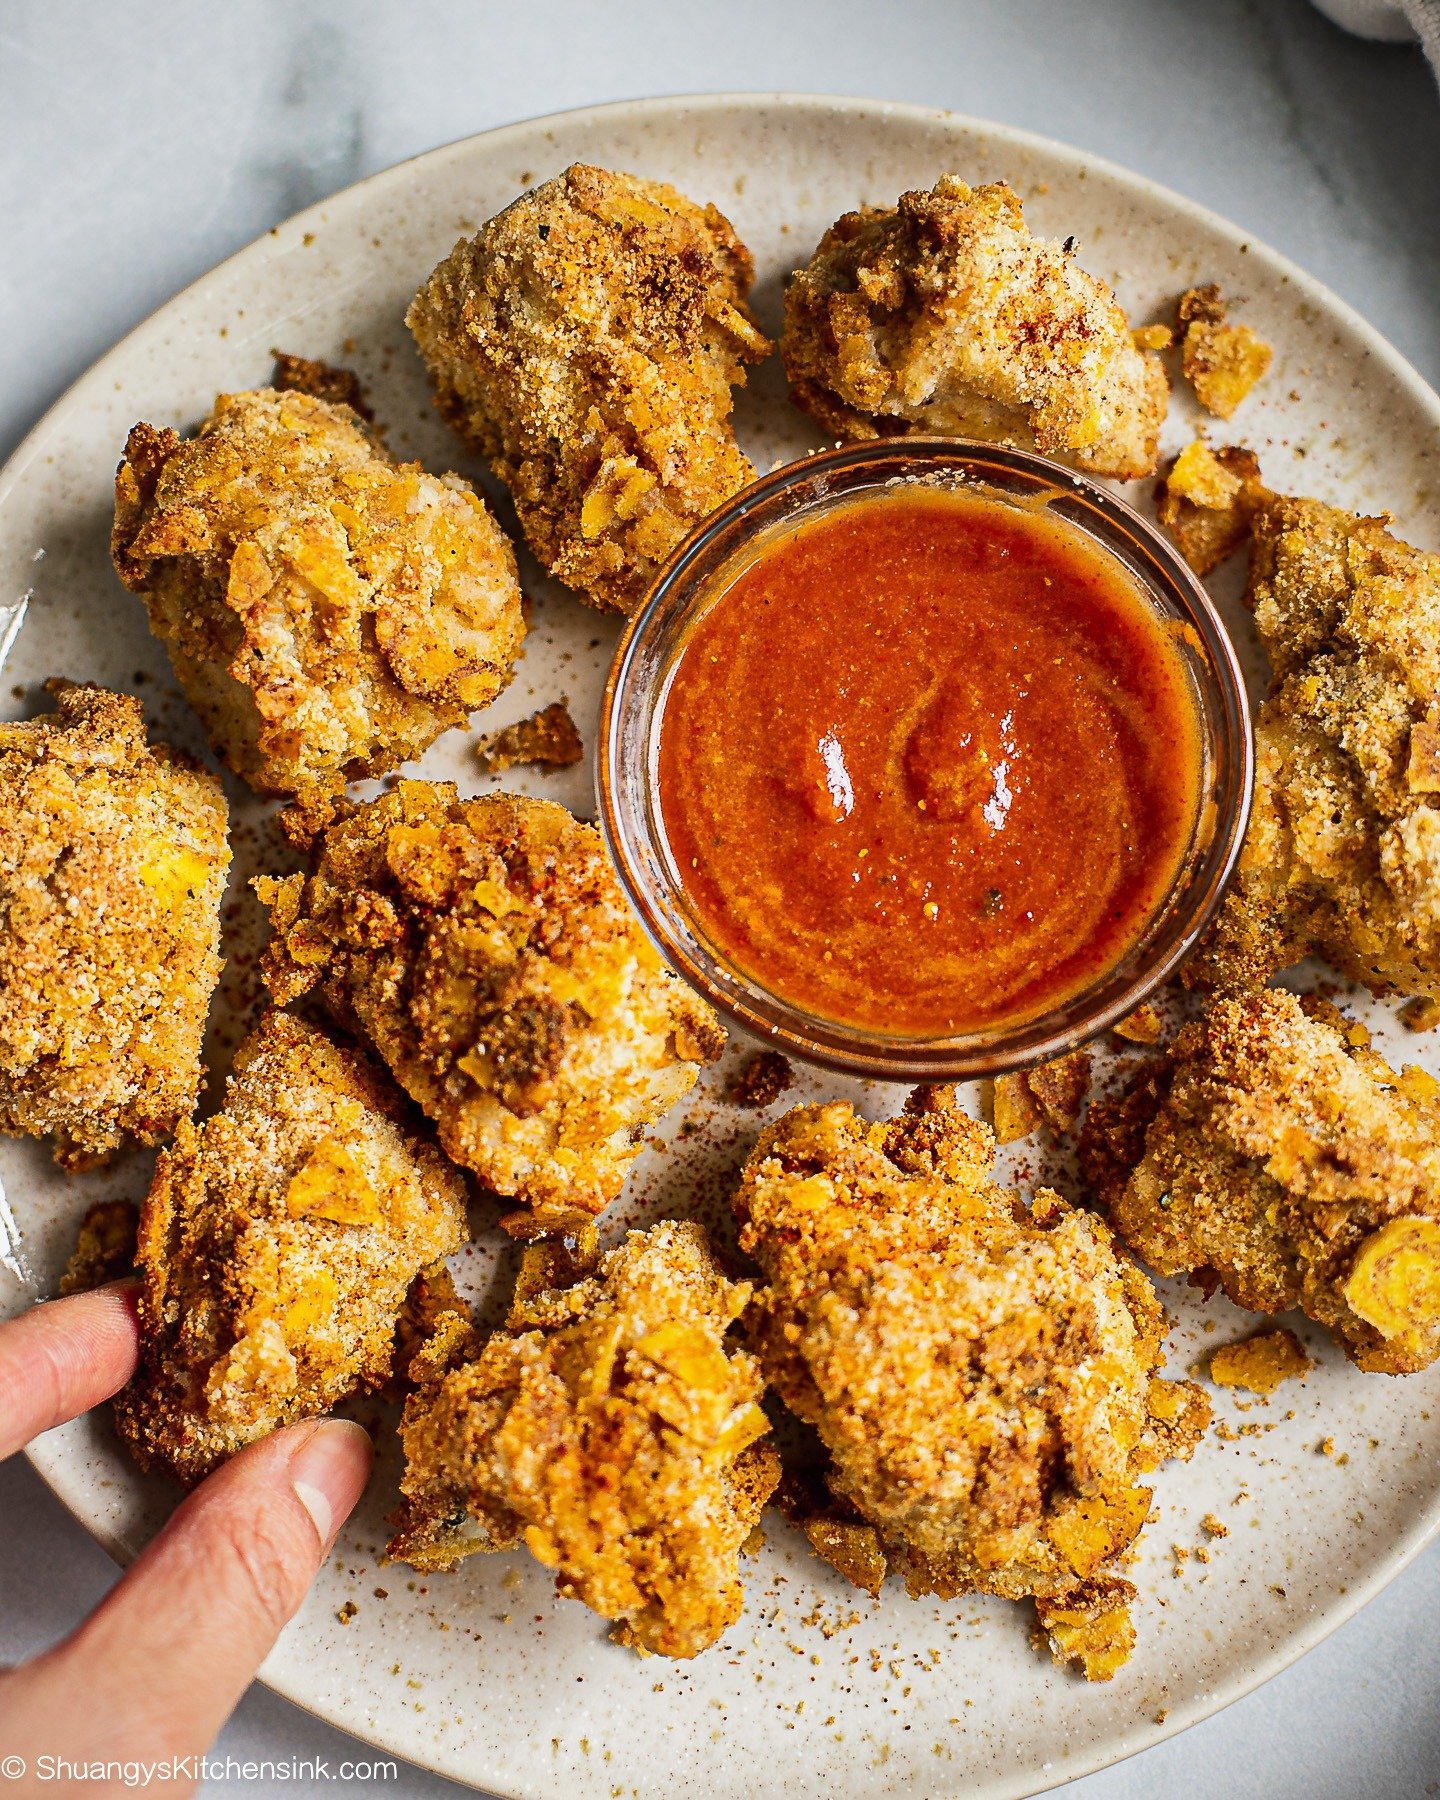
[0,1283,373,1796]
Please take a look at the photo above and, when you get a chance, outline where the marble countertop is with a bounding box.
[1,2,1437,1795]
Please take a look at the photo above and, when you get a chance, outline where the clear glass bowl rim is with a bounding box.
[599,436,1255,1081]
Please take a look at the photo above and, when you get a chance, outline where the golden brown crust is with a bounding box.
[0,681,229,1167]
[733,1086,1206,1675]
[1100,987,1440,1373]
[1193,496,1440,998]
[388,1219,778,1659]
[114,1010,469,1483]
[111,387,525,805]
[407,163,771,614]
[256,781,724,1229]
[781,178,1168,480]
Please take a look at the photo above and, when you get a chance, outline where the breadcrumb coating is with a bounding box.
[257,782,724,1231]
[1194,496,1440,997]
[0,681,228,1167]
[115,1011,469,1483]
[389,1219,779,1658]
[781,178,1168,479]
[112,386,525,806]
[407,163,771,613]
[1085,987,1440,1373]
[733,1086,1207,1677]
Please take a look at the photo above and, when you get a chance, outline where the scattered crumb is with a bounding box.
[990,1048,1091,1142]
[1154,1707,1170,1725]
[1036,1579,1137,1682]
[802,1518,887,1600]
[990,1071,1041,1144]
[59,1198,138,1295]
[1155,441,1269,575]
[337,1600,358,1625]
[1208,1327,1313,1397]
[729,1050,794,1109]
[270,348,373,420]
[476,702,584,773]
[1025,1049,1091,1132]
[1175,285,1272,418]
[1113,1001,1164,1046]
[1402,996,1440,1033]
[1201,1514,1229,1539]
[1133,323,1172,353]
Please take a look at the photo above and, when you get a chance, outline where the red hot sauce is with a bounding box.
[654,485,1203,1038]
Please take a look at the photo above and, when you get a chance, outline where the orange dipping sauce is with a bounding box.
[654,485,1203,1037]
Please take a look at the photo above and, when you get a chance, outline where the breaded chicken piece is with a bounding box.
[733,1087,1207,1680]
[112,386,525,809]
[781,178,1168,480]
[1194,496,1440,997]
[407,163,771,613]
[257,782,724,1232]
[115,1011,468,1483]
[388,1219,778,1658]
[1082,987,1440,1375]
[0,681,229,1168]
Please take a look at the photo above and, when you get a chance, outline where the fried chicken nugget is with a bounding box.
[112,387,525,808]
[0,681,228,1168]
[115,1011,469,1483]
[407,163,771,613]
[1195,496,1440,997]
[782,178,1168,480]
[1083,987,1440,1375]
[257,782,725,1232]
[388,1219,779,1659]
[733,1086,1207,1679]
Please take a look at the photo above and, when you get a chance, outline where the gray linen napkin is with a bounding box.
[1311,0,1440,76]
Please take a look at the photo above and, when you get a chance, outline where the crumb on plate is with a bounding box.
[1175,285,1272,419]
[1209,1327,1313,1397]
[476,701,584,773]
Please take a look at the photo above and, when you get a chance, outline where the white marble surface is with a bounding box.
[1,2,1438,1796]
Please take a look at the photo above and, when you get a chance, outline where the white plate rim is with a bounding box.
[8,90,1440,1797]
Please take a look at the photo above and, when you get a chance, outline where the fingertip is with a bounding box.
[30,1414,376,1762]
[0,1282,144,1460]
[286,1418,375,1554]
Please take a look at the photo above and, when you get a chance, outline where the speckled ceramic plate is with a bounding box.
[4,94,1440,1800]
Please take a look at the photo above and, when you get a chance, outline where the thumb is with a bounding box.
[0,1418,372,1790]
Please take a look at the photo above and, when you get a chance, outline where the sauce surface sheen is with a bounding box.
[655,486,1203,1037]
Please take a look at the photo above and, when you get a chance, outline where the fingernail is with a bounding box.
[288,1419,374,1552]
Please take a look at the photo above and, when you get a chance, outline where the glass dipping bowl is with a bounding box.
[599,438,1253,1081]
